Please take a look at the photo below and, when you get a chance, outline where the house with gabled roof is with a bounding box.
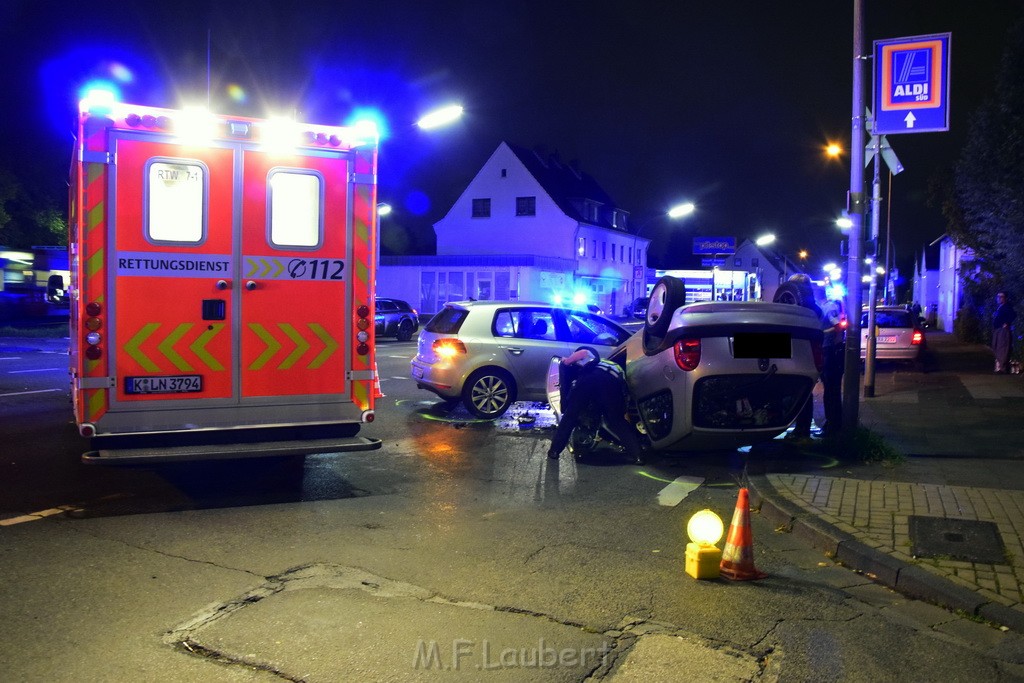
[378,142,648,316]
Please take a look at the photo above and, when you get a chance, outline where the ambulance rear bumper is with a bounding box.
[82,435,381,464]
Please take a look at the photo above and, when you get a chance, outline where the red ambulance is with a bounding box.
[68,95,382,462]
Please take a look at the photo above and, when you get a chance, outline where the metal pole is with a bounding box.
[885,171,893,304]
[864,147,881,398]
[842,0,866,435]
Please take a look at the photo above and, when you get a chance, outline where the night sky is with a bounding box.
[2,0,1021,279]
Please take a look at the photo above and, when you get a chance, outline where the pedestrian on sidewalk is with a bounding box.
[993,291,1016,373]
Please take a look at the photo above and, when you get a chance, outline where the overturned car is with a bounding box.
[550,276,825,455]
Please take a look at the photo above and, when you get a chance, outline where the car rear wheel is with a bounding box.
[643,276,687,354]
[773,281,813,307]
[463,368,516,418]
[396,319,414,342]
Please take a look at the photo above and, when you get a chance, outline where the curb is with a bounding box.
[748,474,1024,634]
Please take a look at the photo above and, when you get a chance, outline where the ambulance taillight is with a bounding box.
[84,302,103,360]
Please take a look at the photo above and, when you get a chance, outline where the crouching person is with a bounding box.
[547,348,644,465]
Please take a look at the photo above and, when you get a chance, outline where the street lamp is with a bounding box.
[630,201,696,298]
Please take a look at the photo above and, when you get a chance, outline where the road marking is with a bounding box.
[657,475,704,507]
[9,368,61,373]
[0,505,78,526]
[0,388,62,397]
[390,376,410,380]
[0,357,23,360]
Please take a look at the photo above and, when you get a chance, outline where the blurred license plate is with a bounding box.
[733,333,791,358]
[125,375,202,394]
[876,335,898,344]
[411,365,424,379]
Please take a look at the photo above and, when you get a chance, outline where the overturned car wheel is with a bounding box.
[643,276,687,355]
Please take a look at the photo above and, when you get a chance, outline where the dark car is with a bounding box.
[623,297,649,319]
[376,298,419,341]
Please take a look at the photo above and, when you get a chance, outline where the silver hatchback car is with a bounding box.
[411,301,631,418]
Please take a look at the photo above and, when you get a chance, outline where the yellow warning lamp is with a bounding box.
[685,509,724,580]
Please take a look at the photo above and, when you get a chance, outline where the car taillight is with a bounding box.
[673,338,701,371]
[811,338,824,373]
[838,316,849,330]
[433,338,467,359]
[911,330,923,345]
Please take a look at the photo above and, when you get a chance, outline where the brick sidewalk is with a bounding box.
[768,474,1024,612]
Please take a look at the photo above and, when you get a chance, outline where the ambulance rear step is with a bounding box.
[80,424,381,464]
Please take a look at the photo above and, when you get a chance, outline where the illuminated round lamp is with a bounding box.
[687,509,724,546]
[328,135,341,147]
[125,113,142,127]
[302,131,317,145]
[85,301,102,316]
[84,317,101,331]
[357,305,370,318]
[685,509,724,580]
[141,115,157,128]
[356,331,369,343]
[156,116,172,129]
[356,317,370,330]
[315,132,328,145]
[356,343,370,355]
[85,345,102,361]
[85,331,102,346]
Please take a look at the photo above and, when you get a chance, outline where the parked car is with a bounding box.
[860,306,926,367]
[411,301,631,418]
[623,297,649,319]
[618,276,824,451]
[376,298,419,341]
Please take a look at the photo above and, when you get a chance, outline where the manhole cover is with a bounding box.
[909,516,1006,564]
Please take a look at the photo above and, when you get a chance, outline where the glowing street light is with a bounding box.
[415,104,464,130]
[667,201,696,219]
[825,141,844,158]
[755,233,776,247]
[836,216,853,230]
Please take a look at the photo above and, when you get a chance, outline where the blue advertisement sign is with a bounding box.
[873,33,951,134]
[692,236,735,255]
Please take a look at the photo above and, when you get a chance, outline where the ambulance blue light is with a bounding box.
[80,83,119,114]
[572,292,588,306]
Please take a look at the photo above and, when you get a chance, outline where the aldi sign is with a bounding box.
[873,33,951,135]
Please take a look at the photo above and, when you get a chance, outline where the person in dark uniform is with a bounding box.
[993,291,1016,373]
[547,348,644,464]
[776,274,844,439]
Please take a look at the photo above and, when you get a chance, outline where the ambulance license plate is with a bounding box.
[125,375,203,394]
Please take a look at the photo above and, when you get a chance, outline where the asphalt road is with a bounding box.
[2,335,1024,681]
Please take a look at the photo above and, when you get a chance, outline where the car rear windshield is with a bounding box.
[861,310,913,328]
[425,307,470,334]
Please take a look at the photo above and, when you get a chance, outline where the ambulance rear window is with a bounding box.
[269,170,323,249]
[147,160,207,244]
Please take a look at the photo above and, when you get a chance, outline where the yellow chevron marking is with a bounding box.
[246,258,259,277]
[248,323,281,371]
[307,323,338,369]
[190,324,225,371]
[158,323,194,372]
[125,323,161,372]
[86,389,106,420]
[86,248,104,277]
[271,259,284,277]
[278,323,310,370]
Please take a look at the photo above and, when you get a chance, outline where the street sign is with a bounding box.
[873,33,951,134]
[692,237,735,255]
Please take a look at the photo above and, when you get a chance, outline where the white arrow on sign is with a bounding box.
[904,112,917,128]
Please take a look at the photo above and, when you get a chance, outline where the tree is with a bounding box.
[955,19,1024,293]
[0,165,66,248]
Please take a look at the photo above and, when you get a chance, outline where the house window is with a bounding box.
[752,258,759,267]
[734,257,742,268]
[501,169,507,178]
[612,243,616,261]
[515,196,536,216]
[472,198,491,218]
[601,242,607,260]
[577,237,586,257]
[592,240,597,257]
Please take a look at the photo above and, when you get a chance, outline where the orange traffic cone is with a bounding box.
[719,487,767,581]
[373,362,384,399]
